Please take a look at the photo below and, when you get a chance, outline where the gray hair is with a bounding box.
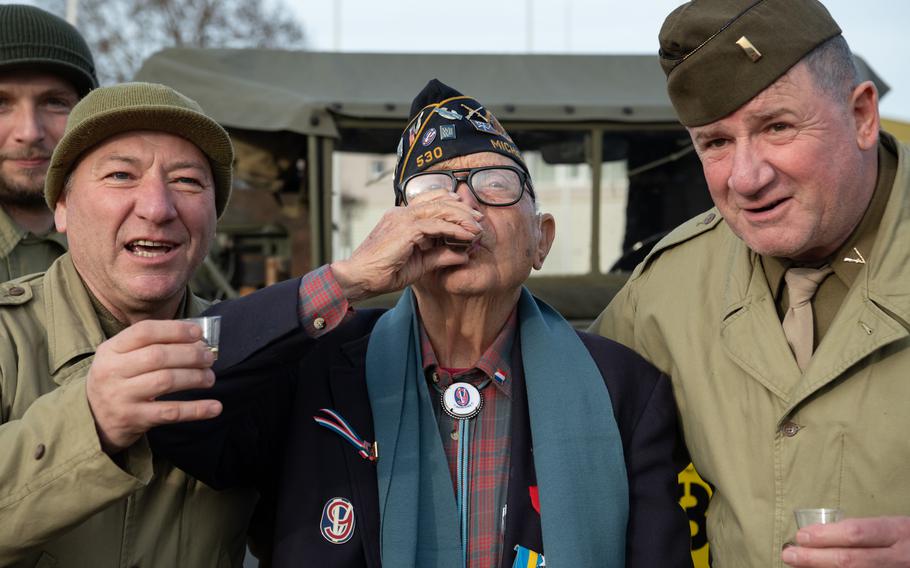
[803,35,859,104]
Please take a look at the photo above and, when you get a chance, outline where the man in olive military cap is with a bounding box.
[0,82,255,566]
[592,1,910,567]
[0,4,97,282]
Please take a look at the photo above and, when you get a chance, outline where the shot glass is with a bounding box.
[182,315,221,359]
[794,508,843,528]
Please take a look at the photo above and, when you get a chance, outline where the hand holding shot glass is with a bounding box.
[795,508,843,528]
[182,315,221,359]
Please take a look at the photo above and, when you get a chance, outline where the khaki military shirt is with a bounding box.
[593,134,910,567]
[0,254,257,567]
[0,206,66,283]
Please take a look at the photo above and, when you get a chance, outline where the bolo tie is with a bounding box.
[434,375,492,568]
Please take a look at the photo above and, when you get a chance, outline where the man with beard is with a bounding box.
[0,4,96,282]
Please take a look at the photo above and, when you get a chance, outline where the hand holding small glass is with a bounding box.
[182,316,221,359]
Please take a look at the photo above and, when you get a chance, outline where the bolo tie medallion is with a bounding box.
[441,382,484,419]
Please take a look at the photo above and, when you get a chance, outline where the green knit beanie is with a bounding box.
[659,0,841,126]
[0,4,97,96]
[45,82,233,217]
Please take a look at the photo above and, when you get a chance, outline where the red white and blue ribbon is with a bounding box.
[313,408,378,462]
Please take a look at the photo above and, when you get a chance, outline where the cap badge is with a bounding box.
[459,103,488,122]
[422,128,438,146]
[735,36,762,62]
[439,124,457,140]
[435,107,462,120]
[470,119,498,135]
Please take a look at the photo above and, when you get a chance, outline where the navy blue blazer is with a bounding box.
[151,279,692,568]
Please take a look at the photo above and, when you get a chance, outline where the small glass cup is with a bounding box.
[794,508,843,528]
[182,315,221,359]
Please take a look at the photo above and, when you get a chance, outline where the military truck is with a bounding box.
[136,48,889,568]
[136,49,888,324]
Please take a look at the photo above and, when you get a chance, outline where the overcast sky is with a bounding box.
[292,0,909,122]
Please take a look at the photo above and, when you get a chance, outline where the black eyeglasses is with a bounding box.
[398,166,535,207]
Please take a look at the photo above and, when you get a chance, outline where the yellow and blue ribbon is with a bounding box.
[512,545,545,568]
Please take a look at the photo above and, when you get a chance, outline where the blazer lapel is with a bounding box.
[330,337,382,568]
[501,339,543,568]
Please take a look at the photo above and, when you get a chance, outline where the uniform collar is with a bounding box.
[43,253,108,377]
[0,206,25,258]
[762,134,899,300]
[0,205,67,257]
[864,133,910,320]
[43,253,206,376]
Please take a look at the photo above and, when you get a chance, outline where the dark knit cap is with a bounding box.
[394,79,527,204]
[45,82,233,218]
[659,0,842,126]
[0,4,97,96]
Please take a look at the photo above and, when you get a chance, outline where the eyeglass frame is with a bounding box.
[395,165,536,207]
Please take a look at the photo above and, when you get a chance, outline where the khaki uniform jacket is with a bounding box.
[0,254,256,567]
[593,140,910,568]
[0,207,66,284]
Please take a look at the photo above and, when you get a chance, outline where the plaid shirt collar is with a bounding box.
[419,306,517,398]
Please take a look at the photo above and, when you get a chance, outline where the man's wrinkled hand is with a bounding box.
[330,190,483,302]
[86,319,220,455]
[782,516,910,567]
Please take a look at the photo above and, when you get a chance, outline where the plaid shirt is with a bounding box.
[297,267,517,567]
[296,265,352,337]
[421,310,516,568]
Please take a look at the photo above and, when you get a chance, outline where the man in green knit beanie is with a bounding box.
[0,81,249,567]
[0,4,97,282]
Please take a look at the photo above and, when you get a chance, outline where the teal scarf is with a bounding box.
[365,287,629,567]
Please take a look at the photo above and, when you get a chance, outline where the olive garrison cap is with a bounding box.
[659,0,842,126]
[394,79,528,205]
[0,4,97,97]
[45,82,234,218]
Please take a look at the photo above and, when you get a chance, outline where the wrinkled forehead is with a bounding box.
[74,130,212,174]
[428,152,523,172]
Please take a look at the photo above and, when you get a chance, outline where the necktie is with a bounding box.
[782,266,833,371]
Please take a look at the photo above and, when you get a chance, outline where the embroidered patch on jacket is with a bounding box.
[320,497,356,544]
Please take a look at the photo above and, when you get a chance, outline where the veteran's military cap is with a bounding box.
[394,79,527,205]
[659,0,842,126]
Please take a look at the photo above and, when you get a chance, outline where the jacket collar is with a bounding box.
[864,136,910,323]
[0,205,67,257]
[43,253,205,379]
[720,136,910,412]
[0,206,24,257]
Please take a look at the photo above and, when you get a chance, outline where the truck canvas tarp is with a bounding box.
[135,49,889,322]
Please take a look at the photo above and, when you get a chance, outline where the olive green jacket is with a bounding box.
[0,254,257,567]
[593,140,910,568]
[0,207,66,283]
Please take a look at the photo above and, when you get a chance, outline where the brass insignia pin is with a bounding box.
[736,36,762,62]
[844,247,866,264]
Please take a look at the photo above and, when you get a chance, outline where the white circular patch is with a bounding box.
[441,382,484,419]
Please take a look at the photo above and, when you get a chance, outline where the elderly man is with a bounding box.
[592,1,910,567]
[152,79,692,567]
[0,83,257,566]
[0,4,97,282]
